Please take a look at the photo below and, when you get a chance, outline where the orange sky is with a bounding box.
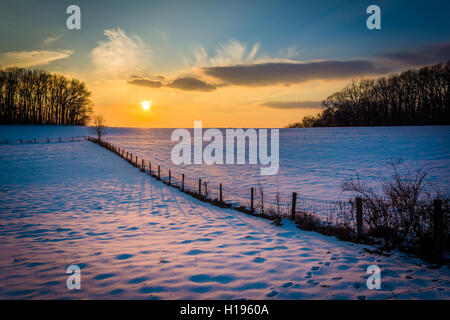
[88,77,351,128]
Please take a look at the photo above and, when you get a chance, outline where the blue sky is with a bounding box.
[2,0,449,72]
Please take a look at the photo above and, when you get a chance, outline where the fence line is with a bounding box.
[0,136,87,145]
[88,138,356,223]
[88,137,446,262]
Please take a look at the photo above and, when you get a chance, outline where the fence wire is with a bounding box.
[0,136,87,145]
[91,137,361,232]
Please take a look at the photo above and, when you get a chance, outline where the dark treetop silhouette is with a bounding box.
[289,61,450,127]
[0,68,92,125]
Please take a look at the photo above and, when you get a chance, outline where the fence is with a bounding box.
[88,137,447,262]
[0,136,87,145]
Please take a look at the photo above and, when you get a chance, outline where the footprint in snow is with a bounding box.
[266,290,279,297]
[116,254,134,260]
[281,282,294,288]
[253,257,266,263]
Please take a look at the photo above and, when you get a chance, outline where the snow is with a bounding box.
[0,134,449,299]
[1,125,449,204]
[104,126,450,203]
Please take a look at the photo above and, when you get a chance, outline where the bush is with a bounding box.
[343,159,449,259]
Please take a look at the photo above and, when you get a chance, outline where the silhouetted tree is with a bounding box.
[0,68,92,125]
[289,61,450,127]
[93,114,106,140]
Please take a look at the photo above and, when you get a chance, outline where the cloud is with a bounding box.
[42,36,59,45]
[188,40,303,70]
[91,28,151,78]
[209,39,252,66]
[167,77,216,92]
[379,42,450,66]
[203,60,387,86]
[261,101,322,109]
[127,78,162,88]
[0,50,73,68]
[189,39,265,68]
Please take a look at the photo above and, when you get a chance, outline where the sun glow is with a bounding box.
[141,100,151,111]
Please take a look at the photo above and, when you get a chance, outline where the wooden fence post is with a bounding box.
[168,170,171,185]
[356,197,363,241]
[199,178,202,196]
[433,198,443,262]
[181,174,185,191]
[251,187,254,213]
[219,183,223,202]
[135,155,138,166]
[158,165,160,179]
[291,192,297,220]
[149,162,152,175]
[141,159,145,171]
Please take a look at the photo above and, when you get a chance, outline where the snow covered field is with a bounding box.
[1,125,449,204]
[0,135,449,299]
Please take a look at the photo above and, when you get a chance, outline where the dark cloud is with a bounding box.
[379,42,450,66]
[167,77,216,92]
[261,101,322,109]
[202,60,387,86]
[127,78,162,88]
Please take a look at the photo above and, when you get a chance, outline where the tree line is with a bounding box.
[288,61,450,127]
[0,68,92,125]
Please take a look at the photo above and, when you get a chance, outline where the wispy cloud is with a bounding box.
[42,36,59,45]
[0,50,73,68]
[261,100,323,109]
[91,28,151,78]
[189,39,264,67]
[188,39,302,69]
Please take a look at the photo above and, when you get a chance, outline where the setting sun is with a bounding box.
[141,100,151,111]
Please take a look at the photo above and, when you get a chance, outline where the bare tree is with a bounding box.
[289,61,450,127]
[0,68,92,125]
[93,114,106,140]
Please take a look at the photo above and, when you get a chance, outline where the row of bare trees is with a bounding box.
[289,61,450,127]
[0,68,92,125]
